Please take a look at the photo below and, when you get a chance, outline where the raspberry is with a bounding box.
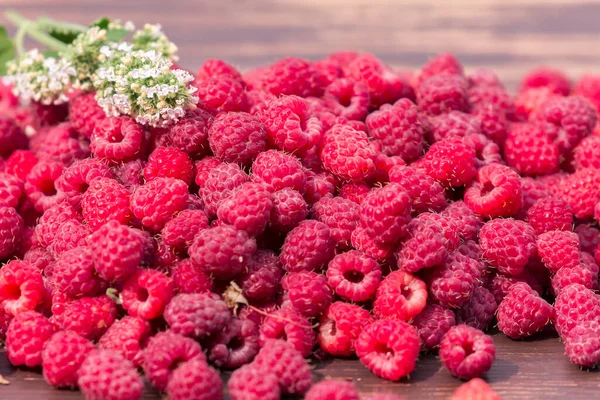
[312,196,359,250]
[397,220,447,273]
[573,135,600,170]
[4,150,38,181]
[441,201,483,241]
[576,224,600,254]
[51,246,106,298]
[91,116,144,162]
[371,152,405,184]
[168,109,214,158]
[552,264,597,295]
[56,295,117,341]
[259,306,315,357]
[228,365,280,400]
[479,219,536,276]
[161,209,209,251]
[496,282,553,339]
[164,292,230,338]
[252,151,306,194]
[5,311,53,367]
[81,177,132,230]
[0,260,45,316]
[535,230,580,273]
[366,98,424,161]
[417,53,464,86]
[520,67,571,95]
[386,166,443,214]
[556,168,600,219]
[503,123,560,176]
[429,253,482,308]
[554,283,600,338]
[171,259,212,294]
[305,380,360,400]
[207,317,259,368]
[69,92,106,138]
[304,171,337,205]
[429,110,480,142]
[260,57,323,97]
[55,158,112,206]
[413,303,456,351]
[253,339,313,394]
[326,251,381,302]
[451,378,501,400]
[110,159,145,190]
[355,319,419,381]
[37,122,89,165]
[373,270,427,321]
[339,182,370,205]
[165,358,222,400]
[122,269,174,320]
[350,226,395,262]
[469,84,514,120]
[418,74,469,116]
[23,247,54,271]
[468,67,502,87]
[324,78,369,120]
[457,286,497,331]
[514,87,557,121]
[196,76,249,113]
[280,220,334,272]
[143,331,206,391]
[260,96,322,155]
[78,350,143,400]
[217,182,273,236]
[269,189,308,233]
[574,74,600,111]
[282,271,332,318]
[42,330,95,388]
[196,59,243,83]
[98,316,150,367]
[234,249,280,303]
[143,146,193,185]
[564,320,600,368]
[0,117,27,158]
[422,136,477,187]
[130,177,188,231]
[527,197,573,235]
[320,123,376,183]
[520,177,550,213]
[0,206,23,259]
[439,325,495,379]
[464,163,522,218]
[318,301,373,357]
[208,112,266,165]
[580,251,600,290]
[48,219,91,256]
[24,160,65,212]
[200,162,249,218]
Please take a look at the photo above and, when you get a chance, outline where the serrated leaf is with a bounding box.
[90,17,110,30]
[46,27,80,45]
[0,26,15,76]
[106,28,129,42]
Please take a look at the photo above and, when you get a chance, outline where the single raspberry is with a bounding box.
[366,98,424,161]
[564,320,600,368]
[5,311,53,367]
[339,182,370,205]
[217,182,273,236]
[269,189,308,233]
[207,317,259,368]
[196,76,249,113]
[0,206,23,259]
[520,177,550,214]
[161,209,209,251]
[397,220,447,273]
[469,83,514,117]
[312,196,359,250]
[122,269,174,320]
[164,292,230,338]
[34,202,80,247]
[208,112,266,165]
[143,331,206,391]
[439,325,495,379]
[305,380,360,400]
[479,219,536,276]
[142,146,193,185]
[199,162,249,218]
[413,303,456,351]
[573,135,600,170]
[463,132,502,169]
[0,173,23,209]
[304,170,337,205]
[574,74,600,111]
[47,219,90,256]
[554,283,600,338]
[90,116,144,162]
[110,159,144,190]
[193,157,220,188]
[282,271,332,318]
[260,57,323,97]
[389,165,447,214]
[441,201,483,241]
[55,158,112,206]
[259,306,315,357]
[429,253,482,309]
[51,246,106,298]
[580,251,600,290]
[56,295,117,341]
[503,123,560,176]
[350,226,395,262]
[421,136,476,187]
[0,260,45,316]
[24,160,65,212]
[552,264,596,295]
[527,197,573,235]
[496,282,553,338]
[81,177,132,230]
[486,271,540,305]
[23,247,54,272]
[130,177,188,231]
[326,251,381,302]
[251,150,306,194]
[280,220,334,273]
[416,53,464,87]
[78,349,143,400]
[318,301,373,357]
[42,330,95,388]
[457,286,497,331]
[0,117,27,158]
[429,110,480,142]
[324,78,369,121]
[170,259,212,295]
[418,74,469,116]
[320,124,376,183]
[98,316,150,367]
[373,270,427,321]
[514,87,557,121]
[370,152,405,184]
[464,164,522,218]
[253,339,313,395]
[520,67,571,95]
[230,250,278,303]
[195,59,243,83]
[355,319,420,381]
[69,92,106,138]
[168,109,213,158]
[536,230,580,273]
[576,224,600,254]
[451,378,502,400]
[37,122,89,165]
[228,364,280,400]
[165,358,222,400]
[4,150,38,181]
[556,168,600,219]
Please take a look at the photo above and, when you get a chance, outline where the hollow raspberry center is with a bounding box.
[137,288,149,302]
[462,340,474,356]
[40,179,57,196]
[373,340,394,358]
[338,93,352,107]
[2,284,21,301]
[344,270,365,283]
[169,356,185,371]
[480,181,495,197]
[108,130,125,144]
[229,336,244,351]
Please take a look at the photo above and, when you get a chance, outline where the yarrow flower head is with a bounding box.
[132,24,179,62]
[3,49,75,105]
[94,46,197,127]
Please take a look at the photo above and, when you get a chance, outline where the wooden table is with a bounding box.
[1,0,600,398]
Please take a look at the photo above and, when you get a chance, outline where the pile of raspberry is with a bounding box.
[1,52,600,400]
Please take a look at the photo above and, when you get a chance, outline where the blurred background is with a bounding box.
[1,0,598,90]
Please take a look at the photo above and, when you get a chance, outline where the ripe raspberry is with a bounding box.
[161,209,209,251]
[0,206,23,259]
[164,292,230,338]
[305,380,360,400]
[253,339,313,395]
[350,226,395,262]
[496,282,553,339]
[527,197,573,235]
[439,325,495,379]
[457,286,497,331]
[552,264,597,295]
[0,117,27,158]
[259,307,315,357]
[171,259,212,294]
[373,270,427,321]
[42,330,95,388]
[469,83,514,118]
[208,111,266,165]
[47,219,90,256]
[55,158,112,206]
[5,311,53,367]
[168,109,214,158]
[91,116,144,162]
[312,196,359,250]
[130,177,188,231]
[413,303,456,351]
[196,59,243,83]
[576,224,600,254]
[23,247,54,271]
[56,295,117,341]
[366,98,424,161]
[564,320,600,368]
[520,177,550,214]
[196,76,249,113]
[326,251,381,302]
[4,150,38,181]
[282,271,332,318]
[574,74,600,111]
[193,156,220,187]
[78,350,143,400]
[479,219,536,276]
[339,182,370,205]
[229,365,280,400]
[304,171,337,205]
[280,220,334,272]
[536,230,580,273]
[37,122,89,165]
[318,301,373,357]
[429,110,480,142]
[359,183,411,246]
[514,87,557,121]
[320,123,376,183]
[418,74,469,116]
[520,67,571,95]
[143,146,193,185]
[0,260,45,316]
[416,53,464,87]
[199,162,249,218]
[324,78,369,120]
[554,283,600,338]
[143,331,206,391]
[429,253,483,308]
[371,152,406,184]
[110,159,144,190]
[260,57,323,97]
[81,177,132,230]
[573,135,600,170]
[165,358,222,400]
[556,168,600,219]
[69,92,106,138]
[52,246,106,298]
[396,220,447,273]
[386,166,443,214]
[24,160,65,212]
[503,123,560,176]
[206,317,258,369]
[236,249,281,303]
[422,136,477,187]
[451,378,501,400]
[98,316,150,367]
[217,182,273,236]
[441,201,483,241]
[464,164,522,218]
[122,269,174,320]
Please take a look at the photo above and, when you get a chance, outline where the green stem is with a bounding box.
[4,10,68,52]
[36,16,87,33]
[14,24,26,56]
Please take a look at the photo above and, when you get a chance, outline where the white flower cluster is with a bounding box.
[132,24,179,62]
[94,47,197,127]
[60,26,109,90]
[3,49,75,105]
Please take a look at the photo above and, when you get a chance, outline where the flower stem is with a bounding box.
[4,10,69,52]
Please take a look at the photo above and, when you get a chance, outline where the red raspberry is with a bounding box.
[48,219,90,256]
[479,219,536,276]
[527,197,573,235]
[439,325,495,379]
[339,182,370,205]
[130,177,188,231]
[557,168,600,219]
[429,110,480,142]
[24,160,66,212]
[196,76,249,113]
[143,331,206,391]
[252,150,310,196]
[573,135,600,170]
[554,283,600,338]
[42,330,95,388]
[457,286,497,331]
[168,109,214,158]
[143,146,193,185]
[496,282,553,339]
[56,295,117,340]
[520,67,571,95]
[98,316,150,367]
[110,159,144,190]
[228,364,280,400]
[451,378,501,400]
[164,292,230,338]
[429,253,483,308]
[4,150,38,181]
[122,269,173,320]
[520,177,550,214]
[469,83,514,117]
[416,53,464,87]
[463,132,502,168]
[0,260,45,316]
[346,54,409,109]
[171,259,212,294]
[564,320,600,368]
[91,116,144,162]
[350,226,395,262]
[536,230,580,272]
[280,220,334,273]
[355,319,420,381]
[82,177,132,230]
[259,307,315,357]
[55,158,112,206]
[194,156,220,187]
[304,171,337,205]
[371,152,405,184]
[464,164,522,218]
[318,301,373,357]
[206,317,258,369]
[5,311,53,367]
[397,219,448,273]
[366,98,424,162]
[441,201,483,241]
[552,264,597,295]
[324,78,369,120]
[320,123,376,183]
[503,123,560,176]
[218,182,273,236]
[413,303,456,351]
[196,59,243,82]
[387,166,444,214]
[269,189,307,233]
[305,380,360,400]
[576,224,600,254]
[165,358,222,400]
[260,95,322,155]
[37,122,89,165]
[253,339,313,394]
[161,209,209,251]
[34,202,80,247]
[0,117,27,158]
[421,136,476,187]
[326,250,381,302]
[282,271,332,318]
[373,270,427,321]
[468,67,502,87]
[513,87,557,121]
[312,197,359,250]
[208,112,266,165]
[69,92,106,138]
[580,251,600,289]
[232,250,279,303]
[199,162,249,218]
[78,349,143,400]
[23,247,54,271]
[52,246,106,298]
[260,57,324,97]
[0,206,23,259]
[574,74,600,111]
[418,74,469,116]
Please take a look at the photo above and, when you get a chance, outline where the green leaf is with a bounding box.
[106,28,129,42]
[90,17,110,30]
[0,26,15,76]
